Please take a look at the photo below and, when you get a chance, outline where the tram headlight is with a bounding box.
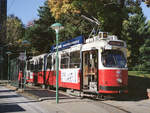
[117,78,122,83]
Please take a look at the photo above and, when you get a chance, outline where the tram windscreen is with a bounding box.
[102,50,126,68]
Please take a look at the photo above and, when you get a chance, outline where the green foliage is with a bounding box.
[58,14,92,41]
[139,35,150,72]
[122,13,149,68]
[128,71,150,78]
[6,15,25,52]
[48,0,144,38]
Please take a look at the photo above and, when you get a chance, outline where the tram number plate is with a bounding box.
[89,82,97,91]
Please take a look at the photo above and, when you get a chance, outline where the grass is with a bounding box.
[128,71,150,78]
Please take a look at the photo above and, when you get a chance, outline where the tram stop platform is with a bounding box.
[18,86,76,101]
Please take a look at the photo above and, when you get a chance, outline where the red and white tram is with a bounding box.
[25,32,128,95]
[26,54,47,85]
[82,32,128,94]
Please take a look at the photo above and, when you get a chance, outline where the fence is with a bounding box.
[9,58,19,87]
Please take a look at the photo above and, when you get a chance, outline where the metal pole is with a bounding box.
[51,23,63,104]
[24,49,26,90]
[7,54,10,83]
[56,30,59,104]
[20,60,22,89]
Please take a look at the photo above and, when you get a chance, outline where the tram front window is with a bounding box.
[102,50,126,68]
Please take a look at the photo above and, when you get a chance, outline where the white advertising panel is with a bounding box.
[61,69,79,83]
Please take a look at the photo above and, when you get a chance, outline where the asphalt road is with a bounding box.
[0,85,127,113]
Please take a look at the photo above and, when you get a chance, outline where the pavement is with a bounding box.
[103,98,150,113]
[21,85,150,113]
[0,85,127,113]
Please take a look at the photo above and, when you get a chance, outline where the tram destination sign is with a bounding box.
[108,41,124,47]
[50,36,83,52]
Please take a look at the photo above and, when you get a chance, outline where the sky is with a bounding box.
[141,2,150,21]
[7,0,46,25]
[7,0,150,26]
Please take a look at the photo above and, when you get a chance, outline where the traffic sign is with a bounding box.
[19,52,26,61]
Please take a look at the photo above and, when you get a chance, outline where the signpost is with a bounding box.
[19,52,27,61]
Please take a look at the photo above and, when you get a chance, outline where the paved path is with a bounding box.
[0,85,126,113]
[103,99,150,113]
[0,86,50,113]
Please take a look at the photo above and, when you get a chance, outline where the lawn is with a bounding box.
[128,71,150,78]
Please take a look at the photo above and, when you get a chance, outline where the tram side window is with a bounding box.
[27,61,34,71]
[47,55,52,69]
[70,51,80,68]
[30,61,34,71]
[34,60,38,71]
[52,57,56,75]
[53,57,56,70]
[38,58,43,70]
[61,53,69,69]
[27,62,30,70]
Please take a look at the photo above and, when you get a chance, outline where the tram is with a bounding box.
[25,31,128,95]
[20,15,128,95]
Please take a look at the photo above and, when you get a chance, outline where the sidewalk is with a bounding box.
[103,98,150,113]
[1,85,126,113]
[18,86,126,113]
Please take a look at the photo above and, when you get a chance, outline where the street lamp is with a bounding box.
[6,51,12,83]
[21,40,30,90]
[51,23,64,104]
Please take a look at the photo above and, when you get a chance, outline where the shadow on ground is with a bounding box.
[0,95,20,99]
[114,75,150,101]
[23,87,76,100]
[0,90,15,93]
[0,103,25,113]
[128,75,150,100]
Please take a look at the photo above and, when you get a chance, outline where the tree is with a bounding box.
[139,38,150,72]
[57,14,93,41]
[6,15,25,52]
[48,0,143,38]
[122,13,149,68]
[138,20,150,72]
[48,0,80,20]
[144,0,150,7]
[24,1,55,54]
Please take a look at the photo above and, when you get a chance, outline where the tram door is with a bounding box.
[82,50,98,91]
